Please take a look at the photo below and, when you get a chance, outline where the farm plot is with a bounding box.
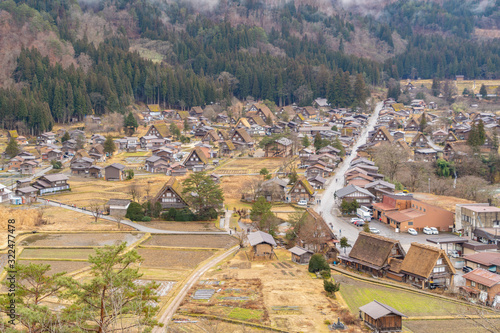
[135,280,176,297]
[137,248,215,270]
[404,319,500,333]
[135,221,219,232]
[15,260,90,276]
[143,234,237,249]
[20,232,144,247]
[215,158,289,175]
[20,248,95,260]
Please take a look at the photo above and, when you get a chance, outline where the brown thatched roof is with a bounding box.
[400,242,456,279]
[152,177,188,206]
[388,258,403,273]
[349,232,404,268]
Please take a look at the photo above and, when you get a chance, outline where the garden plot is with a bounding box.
[135,280,176,297]
[137,248,215,270]
[215,158,289,175]
[20,233,144,247]
[143,234,237,249]
[20,248,95,260]
[15,260,90,276]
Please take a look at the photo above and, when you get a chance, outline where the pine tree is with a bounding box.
[353,73,368,108]
[419,113,427,132]
[5,137,20,158]
[431,78,440,97]
[124,112,138,133]
[477,119,486,145]
[61,131,70,143]
[302,135,310,148]
[480,84,488,99]
[103,135,116,156]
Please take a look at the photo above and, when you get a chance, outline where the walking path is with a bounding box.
[38,198,229,235]
[152,245,240,332]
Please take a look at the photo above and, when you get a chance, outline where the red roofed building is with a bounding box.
[461,268,500,307]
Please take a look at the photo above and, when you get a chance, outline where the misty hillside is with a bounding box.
[0,0,499,134]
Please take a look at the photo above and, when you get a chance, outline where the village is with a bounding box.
[1,82,500,332]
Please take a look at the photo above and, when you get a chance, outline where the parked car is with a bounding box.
[408,228,418,236]
[448,250,460,258]
[297,199,308,206]
[430,227,439,235]
[462,266,473,273]
[369,227,380,234]
[423,227,433,235]
[350,217,364,224]
[354,220,365,227]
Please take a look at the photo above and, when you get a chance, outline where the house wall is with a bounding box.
[253,244,273,258]
[464,279,500,304]
[105,168,122,181]
[289,182,313,203]
[411,201,454,231]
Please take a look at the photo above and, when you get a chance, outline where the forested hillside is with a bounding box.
[0,0,499,134]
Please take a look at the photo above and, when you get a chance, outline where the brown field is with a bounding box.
[412,192,474,213]
[402,79,500,95]
[143,234,238,249]
[184,249,361,333]
[215,158,290,175]
[168,319,276,333]
[137,248,215,270]
[19,248,95,260]
[404,319,500,333]
[19,232,144,247]
[16,260,90,275]
[50,174,185,206]
[135,221,219,232]
[220,175,261,208]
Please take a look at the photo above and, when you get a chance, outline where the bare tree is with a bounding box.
[128,183,142,203]
[242,178,263,201]
[399,161,430,192]
[296,214,329,253]
[89,201,103,223]
[373,142,409,181]
[454,176,489,201]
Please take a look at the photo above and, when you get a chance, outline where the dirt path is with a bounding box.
[152,245,240,332]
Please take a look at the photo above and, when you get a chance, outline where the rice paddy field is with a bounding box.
[215,157,291,175]
[143,234,238,249]
[19,232,144,247]
[137,248,216,270]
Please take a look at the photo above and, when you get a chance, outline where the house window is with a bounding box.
[471,281,476,287]
[408,222,413,225]
[433,266,445,273]
[436,258,443,265]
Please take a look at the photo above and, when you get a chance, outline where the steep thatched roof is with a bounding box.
[400,242,456,279]
[152,177,188,206]
[349,232,404,268]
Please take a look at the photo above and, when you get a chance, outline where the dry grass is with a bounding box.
[215,158,288,175]
[402,79,500,94]
[134,221,219,232]
[19,232,144,247]
[20,248,95,260]
[50,174,185,206]
[143,235,238,249]
[137,248,215,270]
[404,319,500,333]
[412,192,474,213]
[12,260,90,276]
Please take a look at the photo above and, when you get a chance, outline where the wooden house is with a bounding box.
[432,129,448,143]
[340,232,406,278]
[289,246,314,264]
[404,118,420,131]
[190,106,204,117]
[152,177,189,210]
[32,174,70,195]
[167,163,187,176]
[400,243,456,289]
[15,186,38,204]
[259,177,288,202]
[305,163,331,179]
[287,178,315,203]
[183,147,209,170]
[264,137,293,157]
[42,149,63,161]
[410,132,430,148]
[359,300,407,333]
[7,130,18,139]
[248,231,276,260]
[444,131,459,143]
[461,268,500,307]
[301,106,318,119]
[144,155,170,173]
[104,163,126,181]
[334,184,375,207]
[219,140,236,156]
[89,165,103,178]
[20,160,38,175]
[231,128,254,149]
[370,127,394,144]
[88,144,106,161]
[70,157,94,175]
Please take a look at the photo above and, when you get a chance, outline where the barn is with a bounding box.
[359,300,406,332]
[248,231,276,260]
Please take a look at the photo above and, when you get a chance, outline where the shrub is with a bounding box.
[320,269,331,279]
[324,279,340,296]
[141,216,152,222]
[125,202,144,221]
[308,254,330,273]
[175,208,194,221]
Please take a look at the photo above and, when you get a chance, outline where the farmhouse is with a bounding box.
[287,178,315,204]
[400,243,456,289]
[461,268,500,307]
[183,147,209,170]
[70,157,94,175]
[153,177,189,210]
[248,231,276,260]
[334,184,375,207]
[359,300,407,333]
[32,174,70,195]
[340,232,406,278]
[145,123,169,139]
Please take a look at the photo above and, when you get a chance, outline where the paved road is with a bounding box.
[39,198,229,235]
[315,102,382,252]
[153,245,240,332]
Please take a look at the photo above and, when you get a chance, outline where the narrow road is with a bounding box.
[316,102,383,248]
[39,198,229,235]
[153,245,240,332]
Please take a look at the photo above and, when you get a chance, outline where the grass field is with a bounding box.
[335,274,493,317]
[20,232,144,247]
[20,248,95,260]
[137,248,215,270]
[143,234,238,249]
[215,158,290,175]
[404,319,500,333]
[228,308,264,321]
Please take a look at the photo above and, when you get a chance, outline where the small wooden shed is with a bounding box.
[359,300,406,333]
[289,246,314,264]
[248,231,276,260]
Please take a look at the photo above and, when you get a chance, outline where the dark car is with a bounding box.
[429,283,447,290]
[462,266,473,273]
[354,220,365,227]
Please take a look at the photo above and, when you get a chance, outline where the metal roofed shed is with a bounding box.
[288,246,314,264]
[359,300,407,332]
[248,231,276,260]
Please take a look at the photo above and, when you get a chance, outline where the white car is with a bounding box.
[297,199,308,206]
[430,227,439,235]
[423,227,433,235]
[408,228,418,236]
[369,227,380,234]
[350,217,363,224]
